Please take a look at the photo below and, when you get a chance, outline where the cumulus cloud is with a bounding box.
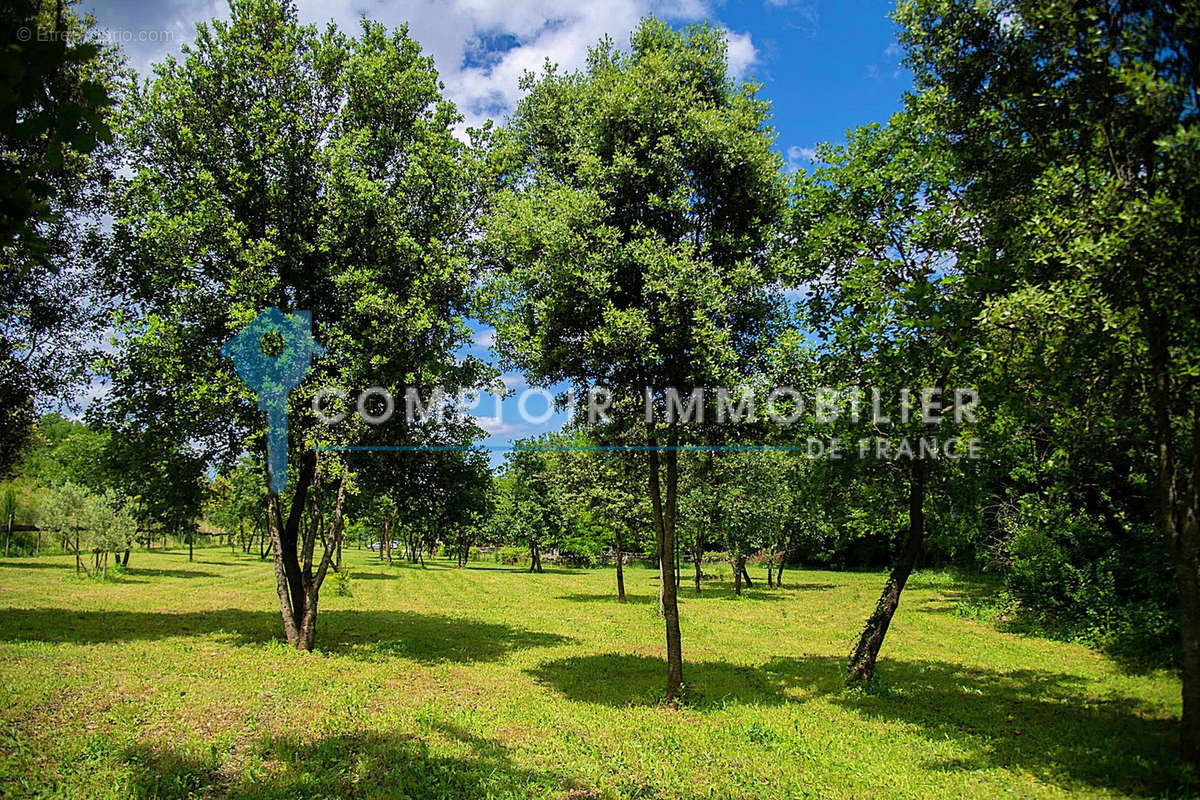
[85,0,758,130]
[786,144,817,171]
[722,28,757,80]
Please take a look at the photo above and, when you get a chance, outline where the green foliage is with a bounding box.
[329,568,352,597]
[104,0,488,484]
[38,481,90,539]
[887,0,1199,681]
[997,494,1176,666]
[494,546,525,566]
[0,0,119,473]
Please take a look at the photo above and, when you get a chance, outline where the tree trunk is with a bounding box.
[740,562,753,587]
[776,558,784,587]
[615,527,626,602]
[74,532,81,574]
[767,556,774,588]
[386,520,393,566]
[692,534,703,594]
[266,451,316,648]
[733,554,743,595]
[266,452,347,652]
[1148,324,1200,772]
[121,547,130,568]
[648,432,683,702]
[1173,522,1200,771]
[530,540,543,573]
[848,458,926,685]
[188,533,193,562]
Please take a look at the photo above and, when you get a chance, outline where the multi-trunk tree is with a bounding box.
[103,0,483,649]
[482,18,788,700]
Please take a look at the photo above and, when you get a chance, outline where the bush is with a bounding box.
[330,569,352,597]
[468,546,481,562]
[495,545,524,566]
[558,535,602,568]
[997,494,1177,666]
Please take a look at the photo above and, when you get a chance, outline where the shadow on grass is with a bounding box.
[0,563,222,582]
[0,608,572,664]
[121,721,575,800]
[529,653,1190,796]
[0,560,80,570]
[555,592,658,605]
[554,583,836,607]
[124,567,223,579]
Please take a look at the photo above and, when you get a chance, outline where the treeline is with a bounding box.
[2,0,1197,770]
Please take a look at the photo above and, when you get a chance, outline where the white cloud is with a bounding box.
[472,415,529,437]
[87,0,757,131]
[498,372,527,391]
[786,144,817,171]
[722,28,757,81]
[471,327,496,352]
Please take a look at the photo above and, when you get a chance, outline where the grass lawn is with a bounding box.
[0,547,1191,799]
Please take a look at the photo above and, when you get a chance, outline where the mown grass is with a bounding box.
[0,547,1191,799]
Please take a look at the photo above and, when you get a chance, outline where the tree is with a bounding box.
[103,0,485,650]
[482,17,788,701]
[497,443,568,573]
[0,0,118,472]
[549,437,649,599]
[713,451,793,594]
[207,457,268,556]
[39,481,90,573]
[80,489,137,579]
[789,112,984,684]
[100,426,205,563]
[893,0,1200,767]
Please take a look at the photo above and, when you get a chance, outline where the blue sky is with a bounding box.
[81,0,911,457]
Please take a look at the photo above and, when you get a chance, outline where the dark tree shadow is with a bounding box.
[555,592,658,606]
[124,567,223,579]
[554,583,836,607]
[0,561,79,570]
[0,608,572,664]
[121,721,580,800]
[529,653,1192,796]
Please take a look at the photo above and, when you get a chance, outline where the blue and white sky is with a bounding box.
[81,0,911,455]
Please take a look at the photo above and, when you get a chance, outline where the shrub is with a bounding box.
[997,494,1177,666]
[330,569,352,597]
[495,545,524,566]
[558,535,602,568]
